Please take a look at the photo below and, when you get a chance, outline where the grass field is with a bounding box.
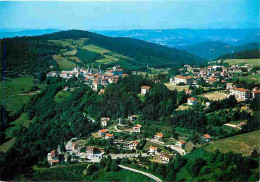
[202,91,228,101]
[0,138,16,153]
[32,164,153,181]
[204,130,260,156]
[54,55,76,70]
[0,77,34,98]
[239,74,260,84]
[224,59,260,67]
[54,91,71,103]
[164,82,189,91]
[89,169,154,181]
[5,113,32,138]
[4,95,32,114]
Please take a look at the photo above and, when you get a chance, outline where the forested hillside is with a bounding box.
[0,30,204,78]
[217,49,260,59]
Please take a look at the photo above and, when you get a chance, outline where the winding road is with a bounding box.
[118,165,162,182]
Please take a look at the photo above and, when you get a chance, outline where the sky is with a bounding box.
[0,0,259,30]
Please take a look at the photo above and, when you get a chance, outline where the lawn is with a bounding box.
[0,76,34,98]
[54,91,72,103]
[5,113,32,138]
[164,82,189,91]
[143,141,164,151]
[55,55,76,70]
[4,95,32,114]
[82,45,110,54]
[32,164,153,181]
[202,91,228,101]
[204,129,260,156]
[238,74,260,84]
[224,59,260,67]
[0,138,16,153]
[90,169,155,181]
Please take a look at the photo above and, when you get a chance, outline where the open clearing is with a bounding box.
[0,76,34,98]
[4,95,32,114]
[164,83,189,91]
[54,55,76,70]
[239,74,260,84]
[54,91,72,103]
[5,113,32,138]
[204,130,260,156]
[0,138,16,153]
[202,91,228,101]
[224,59,260,67]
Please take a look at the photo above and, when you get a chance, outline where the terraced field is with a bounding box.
[224,59,260,67]
[204,130,260,156]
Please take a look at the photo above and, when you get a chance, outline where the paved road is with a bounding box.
[119,165,162,182]
[224,123,241,129]
[105,153,148,159]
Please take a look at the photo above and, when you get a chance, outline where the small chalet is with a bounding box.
[101,117,110,127]
[176,141,186,148]
[188,97,198,105]
[47,150,59,165]
[154,132,164,140]
[149,146,159,153]
[202,134,212,142]
[105,133,114,140]
[141,86,151,95]
[72,143,78,153]
[129,141,139,150]
[158,153,173,163]
[98,129,108,136]
[132,124,142,132]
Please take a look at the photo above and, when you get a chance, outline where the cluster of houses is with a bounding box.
[47,66,128,93]
[170,64,259,101]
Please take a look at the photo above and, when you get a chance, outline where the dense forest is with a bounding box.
[217,49,260,59]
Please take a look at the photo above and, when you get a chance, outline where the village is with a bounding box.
[46,60,259,168]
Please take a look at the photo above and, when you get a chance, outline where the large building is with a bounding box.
[171,75,193,85]
[230,87,250,100]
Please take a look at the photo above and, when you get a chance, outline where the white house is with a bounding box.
[129,141,139,150]
[188,97,198,105]
[141,86,151,95]
[176,141,186,148]
[101,117,110,127]
[173,75,193,85]
[132,124,142,132]
[149,146,159,153]
[158,153,173,163]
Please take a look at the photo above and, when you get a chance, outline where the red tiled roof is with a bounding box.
[150,146,158,150]
[130,141,139,145]
[156,132,164,137]
[179,140,186,144]
[203,134,211,139]
[188,97,197,101]
[134,124,142,128]
[141,86,151,90]
[99,129,108,133]
[253,90,260,93]
[105,133,114,137]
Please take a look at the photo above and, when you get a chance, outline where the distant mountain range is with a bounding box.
[180,41,260,60]
[0,29,60,39]
[95,28,259,47]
